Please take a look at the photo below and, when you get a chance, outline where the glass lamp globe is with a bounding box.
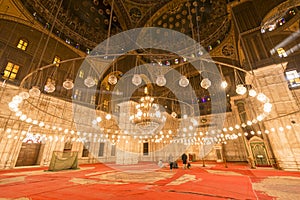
[132,74,142,86]
[84,76,96,87]
[257,93,268,102]
[263,103,272,113]
[221,80,228,88]
[63,79,74,90]
[29,86,41,97]
[44,82,56,93]
[8,101,18,111]
[200,78,211,89]
[19,91,30,99]
[12,95,23,104]
[108,74,118,85]
[156,75,166,86]
[248,89,257,97]
[171,111,177,118]
[236,84,247,95]
[179,76,189,87]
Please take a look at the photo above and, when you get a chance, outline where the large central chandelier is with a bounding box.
[130,96,166,134]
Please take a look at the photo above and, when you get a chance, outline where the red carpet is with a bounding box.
[0,162,299,199]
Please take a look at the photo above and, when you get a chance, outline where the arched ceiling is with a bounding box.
[20,0,232,52]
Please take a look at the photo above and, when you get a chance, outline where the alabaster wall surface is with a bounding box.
[246,63,300,170]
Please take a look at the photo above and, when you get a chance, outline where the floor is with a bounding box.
[0,161,300,200]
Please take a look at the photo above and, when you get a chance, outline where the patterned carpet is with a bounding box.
[0,162,300,200]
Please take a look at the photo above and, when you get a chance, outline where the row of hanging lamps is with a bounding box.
[28,0,63,97]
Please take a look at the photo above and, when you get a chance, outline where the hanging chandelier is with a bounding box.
[130,96,166,134]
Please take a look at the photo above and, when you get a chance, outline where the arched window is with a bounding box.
[17,38,28,51]
[2,62,20,80]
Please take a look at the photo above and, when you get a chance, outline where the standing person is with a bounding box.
[181,153,188,169]
[168,154,174,170]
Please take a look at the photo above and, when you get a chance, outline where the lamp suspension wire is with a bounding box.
[36,0,63,69]
[105,0,114,56]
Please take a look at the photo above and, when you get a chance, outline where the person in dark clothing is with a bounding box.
[168,154,174,170]
[181,153,188,169]
[187,162,191,169]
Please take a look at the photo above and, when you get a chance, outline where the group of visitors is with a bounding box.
[158,152,191,170]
